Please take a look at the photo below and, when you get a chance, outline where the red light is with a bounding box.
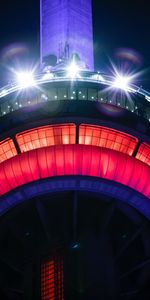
[0,144,150,198]
[16,124,76,152]
[79,124,138,155]
[136,143,150,166]
[41,260,55,300]
[0,138,17,163]
[41,256,64,300]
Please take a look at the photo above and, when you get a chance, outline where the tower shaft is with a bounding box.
[40,0,94,70]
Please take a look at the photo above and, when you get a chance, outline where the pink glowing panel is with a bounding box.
[16,124,76,152]
[79,124,138,155]
[0,145,150,198]
[136,143,150,166]
[0,138,17,163]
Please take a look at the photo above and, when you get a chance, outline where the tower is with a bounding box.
[40,0,94,70]
[0,0,150,299]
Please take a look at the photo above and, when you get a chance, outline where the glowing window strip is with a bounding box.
[136,143,150,166]
[41,256,64,300]
[16,124,76,153]
[0,138,17,163]
[79,124,138,156]
[0,144,150,198]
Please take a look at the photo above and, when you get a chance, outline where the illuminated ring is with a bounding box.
[0,144,150,216]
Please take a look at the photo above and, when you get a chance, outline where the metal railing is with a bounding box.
[0,71,150,100]
[0,71,149,120]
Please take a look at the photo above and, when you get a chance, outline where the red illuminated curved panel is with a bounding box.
[79,124,138,155]
[0,138,17,163]
[0,145,150,198]
[16,124,76,152]
[136,143,150,166]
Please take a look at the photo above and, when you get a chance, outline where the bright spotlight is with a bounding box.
[17,71,35,89]
[113,75,131,90]
[67,62,80,78]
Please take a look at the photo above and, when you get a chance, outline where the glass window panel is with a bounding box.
[79,124,138,155]
[46,88,57,101]
[58,88,68,100]
[78,88,87,100]
[136,143,150,166]
[16,124,76,152]
[0,138,17,163]
[88,88,98,101]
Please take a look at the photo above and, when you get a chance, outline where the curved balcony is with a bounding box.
[0,71,150,121]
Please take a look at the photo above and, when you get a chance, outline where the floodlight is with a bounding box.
[17,71,35,89]
[67,62,80,78]
[113,75,131,90]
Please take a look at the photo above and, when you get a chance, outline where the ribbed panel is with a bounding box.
[1,144,150,198]
[0,138,17,163]
[41,255,64,300]
[136,143,150,166]
[79,124,138,155]
[16,124,76,153]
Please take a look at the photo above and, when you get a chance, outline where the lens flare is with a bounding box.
[115,48,143,65]
[113,75,131,90]
[16,71,35,88]
[1,43,29,60]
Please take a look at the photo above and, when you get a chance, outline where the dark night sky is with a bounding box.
[0,0,150,89]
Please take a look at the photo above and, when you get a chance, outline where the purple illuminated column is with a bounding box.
[40,0,94,71]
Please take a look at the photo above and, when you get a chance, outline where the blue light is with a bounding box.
[71,243,80,249]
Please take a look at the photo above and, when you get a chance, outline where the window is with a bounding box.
[0,138,17,163]
[16,124,76,152]
[136,143,150,166]
[79,124,138,155]
[41,255,64,300]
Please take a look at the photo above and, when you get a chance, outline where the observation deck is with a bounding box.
[0,71,150,119]
[0,70,150,219]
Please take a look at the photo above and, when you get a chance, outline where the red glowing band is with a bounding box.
[16,123,76,153]
[0,144,150,198]
[79,124,138,155]
[0,138,17,163]
[0,123,139,165]
[136,142,150,166]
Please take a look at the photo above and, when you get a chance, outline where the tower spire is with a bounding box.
[40,0,94,71]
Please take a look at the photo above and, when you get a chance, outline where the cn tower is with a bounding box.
[40,0,94,70]
[0,0,150,299]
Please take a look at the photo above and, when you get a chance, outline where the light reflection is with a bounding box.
[16,71,35,89]
[113,75,131,91]
[66,61,80,78]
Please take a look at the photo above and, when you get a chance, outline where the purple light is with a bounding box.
[40,0,94,71]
